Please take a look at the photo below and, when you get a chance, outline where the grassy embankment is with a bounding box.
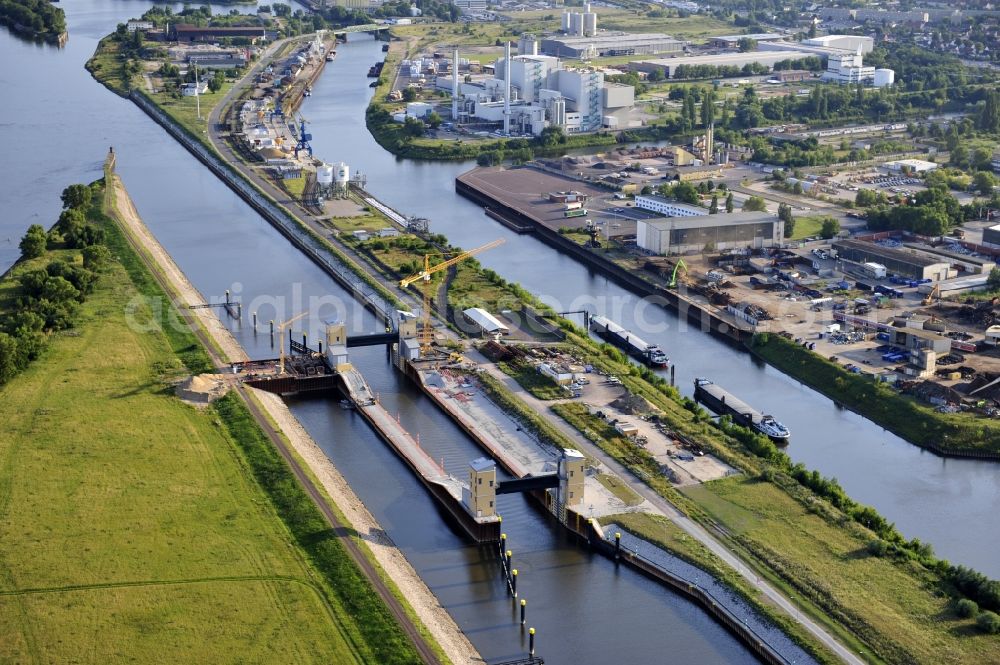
[750,333,1000,455]
[0,179,432,663]
[682,476,1000,664]
[341,226,1000,663]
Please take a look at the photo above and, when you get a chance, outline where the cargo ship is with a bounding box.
[590,315,669,368]
[693,378,790,442]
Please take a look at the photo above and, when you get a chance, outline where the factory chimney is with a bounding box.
[503,41,511,135]
[452,48,460,121]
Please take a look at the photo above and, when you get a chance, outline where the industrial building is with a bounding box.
[456,48,636,135]
[707,33,786,48]
[462,308,509,337]
[168,23,271,43]
[635,195,705,217]
[540,33,686,59]
[803,34,874,54]
[665,164,727,181]
[758,38,892,86]
[903,244,996,275]
[629,50,820,78]
[637,212,783,255]
[984,224,1000,247]
[884,159,938,173]
[832,239,953,281]
[560,3,599,37]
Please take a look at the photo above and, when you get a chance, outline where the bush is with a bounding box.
[956,598,979,618]
[18,224,47,259]
[867,539,889,557]
[976,611,1000,634]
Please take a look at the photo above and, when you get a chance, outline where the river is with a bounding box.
[0,3,764,663]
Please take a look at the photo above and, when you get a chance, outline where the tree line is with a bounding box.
[1,183,111,385]
[0,0,66,39]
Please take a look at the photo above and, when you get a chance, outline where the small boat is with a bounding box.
[339,399,354,409]
[755,415,790,441]
[326,51,336,62]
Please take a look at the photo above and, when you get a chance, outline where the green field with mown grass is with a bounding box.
[0,180,425,663]
[682,477,1000,664]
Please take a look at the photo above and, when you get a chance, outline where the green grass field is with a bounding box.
[0,253,363,661]
[0,175,428,662]
[787,214,829,240]
[682,477,1000,665]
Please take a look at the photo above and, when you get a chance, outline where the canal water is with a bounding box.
[0,3,762,663]
[300,34,1000,578]
[0,3,996,659]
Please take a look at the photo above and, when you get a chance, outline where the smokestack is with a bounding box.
[452,48,459,121]
[707,122,714,163]
[504,41,511,135]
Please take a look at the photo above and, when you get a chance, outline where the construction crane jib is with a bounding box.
[399,239,505,353]
[277,310,309,375]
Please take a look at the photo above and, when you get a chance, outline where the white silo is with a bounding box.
[561,11,571,32]
[583,11,597,37]
[317,163,334,185]
[569,12,583,36]
[873,68,895,88]
[334,162,350,185]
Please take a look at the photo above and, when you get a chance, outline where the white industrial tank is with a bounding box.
[335,162,350,184]
[873,69,895,88]
[561,11,571,32]
[583,13,597,37]
[316,164,334,185]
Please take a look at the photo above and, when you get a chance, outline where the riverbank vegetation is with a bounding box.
[0,183,108,385]
[340,221,1000,661]
[749,333,1000,455]
[0,179,402,663]
[0,0,66,42]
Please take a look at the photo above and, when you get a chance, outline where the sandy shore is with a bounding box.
[109,171,481,664]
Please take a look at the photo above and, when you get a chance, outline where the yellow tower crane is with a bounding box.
[277,310,309,375]
[399,239,505,354]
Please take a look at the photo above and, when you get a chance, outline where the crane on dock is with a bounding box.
[668,258,689,288]
[277,310,309,375]
[293,114,312,158]
[400,239,505,354]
